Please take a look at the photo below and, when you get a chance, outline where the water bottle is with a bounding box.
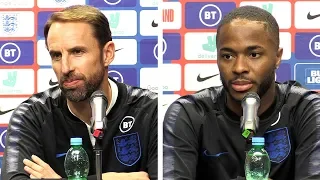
[245,137,271,180]
[64,137,89,180]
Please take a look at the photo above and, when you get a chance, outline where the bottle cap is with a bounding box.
[252,137,264,145]
[70,137,82,145]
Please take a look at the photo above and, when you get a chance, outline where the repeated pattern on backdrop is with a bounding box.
[161,0,320,112]
[1,0,320,176]
[0,0,158,173]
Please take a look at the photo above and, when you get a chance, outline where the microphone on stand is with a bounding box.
[240,92,260,141]
[89,90,108,180]
[90,90,108,139]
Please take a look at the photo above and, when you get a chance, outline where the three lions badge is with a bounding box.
[264,127,291,163]
[113,132,141,166]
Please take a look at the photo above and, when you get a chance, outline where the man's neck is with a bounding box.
[227,83,276,117]
[67,99,91,124]
[67,76,112,125]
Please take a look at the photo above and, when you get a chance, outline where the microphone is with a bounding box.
[240,92,260,139]
[89,90,108,139]
[89,90,108,180]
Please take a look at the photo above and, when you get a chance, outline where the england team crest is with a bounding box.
[54,0,66,4]
[2,14,18,34]
[264,127,291,163]
[113,132,141,166]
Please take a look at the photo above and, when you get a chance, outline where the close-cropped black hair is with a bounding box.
[216,5,280,48]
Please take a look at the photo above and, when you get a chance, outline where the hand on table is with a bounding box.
[23,155,149,180]
[23,155,61,179]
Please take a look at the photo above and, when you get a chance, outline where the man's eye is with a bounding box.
[72,49,84,55]
[51,53,61,60]
[222,54,234,60]
[250,53,261,58]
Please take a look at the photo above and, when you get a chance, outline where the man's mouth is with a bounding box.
[231,80,253,92]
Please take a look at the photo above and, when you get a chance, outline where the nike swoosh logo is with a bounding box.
[203,150,228,157]
[307,12,320,20]
[197,73,219,82]
[115,48,123,52]
[151,20,158,27]
[0,108,14,115]
[49,79,58,86]
[56,152,67,158]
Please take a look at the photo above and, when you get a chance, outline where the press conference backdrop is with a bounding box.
[0,0,320,177]
[0,0,158,176]
[161,0,320,115]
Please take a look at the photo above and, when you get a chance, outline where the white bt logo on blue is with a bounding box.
[309,35,320,57]
[185,2,235,29]
[0,128,6,150]
[119,116,135,133]
[0,43,21,64]
[104,0,121,5]
[199,4,222,27]
[108,70,124,83]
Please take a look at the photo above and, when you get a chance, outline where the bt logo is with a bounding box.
[0,126,7,153]
[119,116,135,133]
[309,35,320,57]
[199,4,222,27]
[104,0,121,5]
[0,129,6,149]
[0,42,21,64]
[108,70,124,83]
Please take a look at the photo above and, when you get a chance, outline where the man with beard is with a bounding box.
[163,5,320,180]
[2,5,157,180]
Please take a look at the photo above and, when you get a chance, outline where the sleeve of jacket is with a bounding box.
[1,101,44,180]
[294,92,320,180]
[163,100,200,180]
[147,98,158,180]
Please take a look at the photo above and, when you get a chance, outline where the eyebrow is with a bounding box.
[48,50,60,55]
[48,46,88,54]
[219,45,264,52]
[68,45,87,52]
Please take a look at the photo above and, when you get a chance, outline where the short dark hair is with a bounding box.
[216,5,279,49]
[44,5,112,49]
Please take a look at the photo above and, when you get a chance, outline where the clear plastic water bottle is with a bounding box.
[245,137,271,180]
[64,137,89,180]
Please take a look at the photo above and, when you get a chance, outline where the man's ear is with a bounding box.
[275,47,283,69]
[102,41,115,67]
